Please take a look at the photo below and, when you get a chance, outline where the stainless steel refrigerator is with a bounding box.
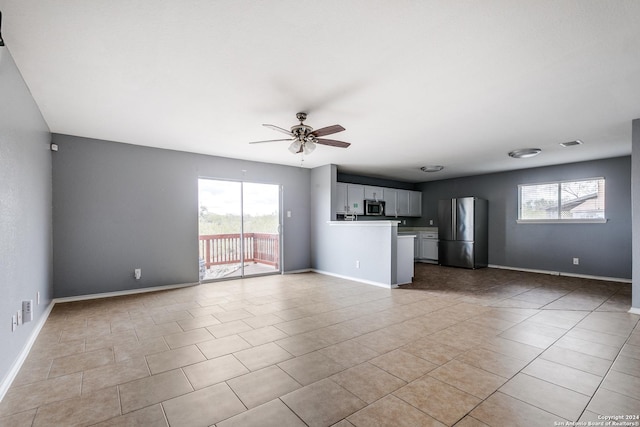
[438,197,488,269]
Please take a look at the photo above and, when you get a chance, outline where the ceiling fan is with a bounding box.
[250,112,351,155]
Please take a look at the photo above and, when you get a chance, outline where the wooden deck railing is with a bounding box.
[199,233,279,268]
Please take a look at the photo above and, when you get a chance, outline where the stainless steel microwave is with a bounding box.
[364,199,385,216]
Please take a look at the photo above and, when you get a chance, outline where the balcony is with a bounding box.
[198,233,279,280]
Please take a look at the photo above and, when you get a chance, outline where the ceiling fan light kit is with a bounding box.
[420,165,444,172]
[508,148,541,159]
[250,112,350,155]
[560,140,583,147]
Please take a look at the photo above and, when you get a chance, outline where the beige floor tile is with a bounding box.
[0,373,82,416]
[49,347,114,378]
[499,373,590,420]
[456,347,527,379]
[0,409,36,427]
[586,387,640,416]
[27,339,85,363]
[227,366,301,409]
[119,369,193,414]
[540,345,612,376]
[319,339,380,368]
[240,325,289,346]
[32,386,120,427]
[134,322,183,341]
[82,356,150,394]
[177,314,221,330]
[454,415,491,427]
[217,399,306,427]
[206,319,253,338]
[281,379,365,427]
[183,354,249,389]
[276,334,331,356]
[522,358,602,396]
[151,309,193,324]
[348,394,445,427]
[601,370,640,400]
[481,336,543,362]
[11,359,53,388]
[163,327,214,349]
[620,343,640,361]
[91,404,168,427]
[214,308,254,323]
[355,330,409,354]
[402,339,464,365]
[611,355,640,378]
[145,344,206,374]
[565,327,628,347]
[279,351,346,386]
[114,336,169,362]
[470,391,562,427]
[576,312,638,337]
[429,359,506,399]
[370,349,437,382]
[162,382,246,426]
[243,313,285,329]
[234,342,294,371]
[554,336,620,360]
[196,334,251,359]
[85,329,138,352]
[394,376,480,426]
[331,362,406,404]
[527,310,589,330]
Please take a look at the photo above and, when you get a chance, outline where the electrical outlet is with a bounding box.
[134,268,142,280]
[429,219,434,225]
[356,260,360,269]
[37,291,40,305]
[12,315,17,332]
[23,300,33,323]
[17,310,22,326]
[573,257,580,265]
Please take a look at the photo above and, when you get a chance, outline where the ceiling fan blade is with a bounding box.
[249,138,294,144]
[315,138,351,148]
[310,124,345,138]
[263,124,293,136]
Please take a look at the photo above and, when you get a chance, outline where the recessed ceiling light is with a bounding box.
[420,165,444,172]
[508,148,541,159]
[560,140,583,147]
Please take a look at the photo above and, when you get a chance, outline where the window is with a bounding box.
[518,177,606,223]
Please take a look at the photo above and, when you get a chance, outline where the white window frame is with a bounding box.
[517,177,607,224]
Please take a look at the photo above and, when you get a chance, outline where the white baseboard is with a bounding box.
[629,307,640,316]
[311,269,392,289]
[283,268,313,274]
[0,300,55,403]
[488,264,632,284]
[53,282,198,304]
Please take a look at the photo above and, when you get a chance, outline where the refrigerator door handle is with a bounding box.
[451,199,457,240]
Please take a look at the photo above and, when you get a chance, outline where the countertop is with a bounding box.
[398,226,438,233]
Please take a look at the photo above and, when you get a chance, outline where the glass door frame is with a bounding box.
[198,177,283,282]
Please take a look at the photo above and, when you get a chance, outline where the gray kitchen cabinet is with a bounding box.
[364,186,384,201]
[336,182,348,214]
[347,184,364,215]
[396,190,410,216]
[409,191,422,217]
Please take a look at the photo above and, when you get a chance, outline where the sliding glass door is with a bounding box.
[198,179,281,281]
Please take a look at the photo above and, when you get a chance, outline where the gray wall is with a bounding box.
[52,134,311,298]
[416,157,631,279]
[632,120,639,309]
[0,49,52,388]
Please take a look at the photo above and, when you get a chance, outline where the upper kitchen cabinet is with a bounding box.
[396,190,410,216]
[385,188,398,216]
[409,190,422,217]
[364,186,384,201]
[347,184,365,215]
[336,182,348,214]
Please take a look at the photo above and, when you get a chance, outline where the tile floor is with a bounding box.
[1,264,639,426]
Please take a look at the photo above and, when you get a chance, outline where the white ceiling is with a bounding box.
[1,1,639,182]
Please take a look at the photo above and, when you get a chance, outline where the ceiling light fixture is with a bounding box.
[560,140,583,147]
[0,11,5,47]
[420,165,444,172]
[508,148,541,159]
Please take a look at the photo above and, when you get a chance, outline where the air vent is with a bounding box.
[560,140,583,147]
[420,165,444,172]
